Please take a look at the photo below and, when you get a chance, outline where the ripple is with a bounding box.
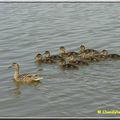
[0,3,120,117]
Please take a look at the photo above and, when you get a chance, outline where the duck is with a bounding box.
[58,59,79,70]
[43,50,64,61]
[99,49,120,60]
[9,63,43,83]
[79,52,100,63]
[59,46,79,58]
[79,45,99,54]
[35,53,44,64]
[68,55,89,66]
[94,50,108,60]
[35,52,56,64]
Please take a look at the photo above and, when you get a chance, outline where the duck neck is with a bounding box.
[14,68,19,80]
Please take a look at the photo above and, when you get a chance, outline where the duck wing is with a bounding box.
[18,74,30,81]
[19,74,43,81]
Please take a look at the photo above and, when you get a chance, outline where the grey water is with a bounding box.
[0,2,120,117]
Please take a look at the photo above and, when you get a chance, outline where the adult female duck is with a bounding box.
[9,63,43,83]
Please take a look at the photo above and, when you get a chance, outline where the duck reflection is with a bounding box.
[13,79,41,95]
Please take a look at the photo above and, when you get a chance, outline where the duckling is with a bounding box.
[59,46,79,58]
[9,63,43,83]
[80,52,100,63]
[58,59,79,70]
[43,50,64,61]
[94,50,109,60]
[35,53,44,64]
[35,53,56,64]
[99,49,120,60]
[68,55,89,66]
[80,45,99,54]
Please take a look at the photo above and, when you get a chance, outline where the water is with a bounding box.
[0,2,120,117]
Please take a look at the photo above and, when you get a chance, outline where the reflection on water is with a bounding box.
[0,2,120,117]
[13,81,41,96]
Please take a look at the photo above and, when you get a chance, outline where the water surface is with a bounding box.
[0,2,120,117]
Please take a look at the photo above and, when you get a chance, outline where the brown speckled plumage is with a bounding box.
[80,45,99,54]
[43,50,64,61]
[59,46,79,58]
[10,63,43,83]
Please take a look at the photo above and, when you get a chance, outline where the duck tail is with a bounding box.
[35,77,43,81]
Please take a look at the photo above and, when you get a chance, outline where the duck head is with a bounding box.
[100,50,108,56]
[9,63,19,71]
[80,45,85,53]
[43,51,51,58]
[35,53,43,61]
[13,63,19,69]
[59,46,65,55]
